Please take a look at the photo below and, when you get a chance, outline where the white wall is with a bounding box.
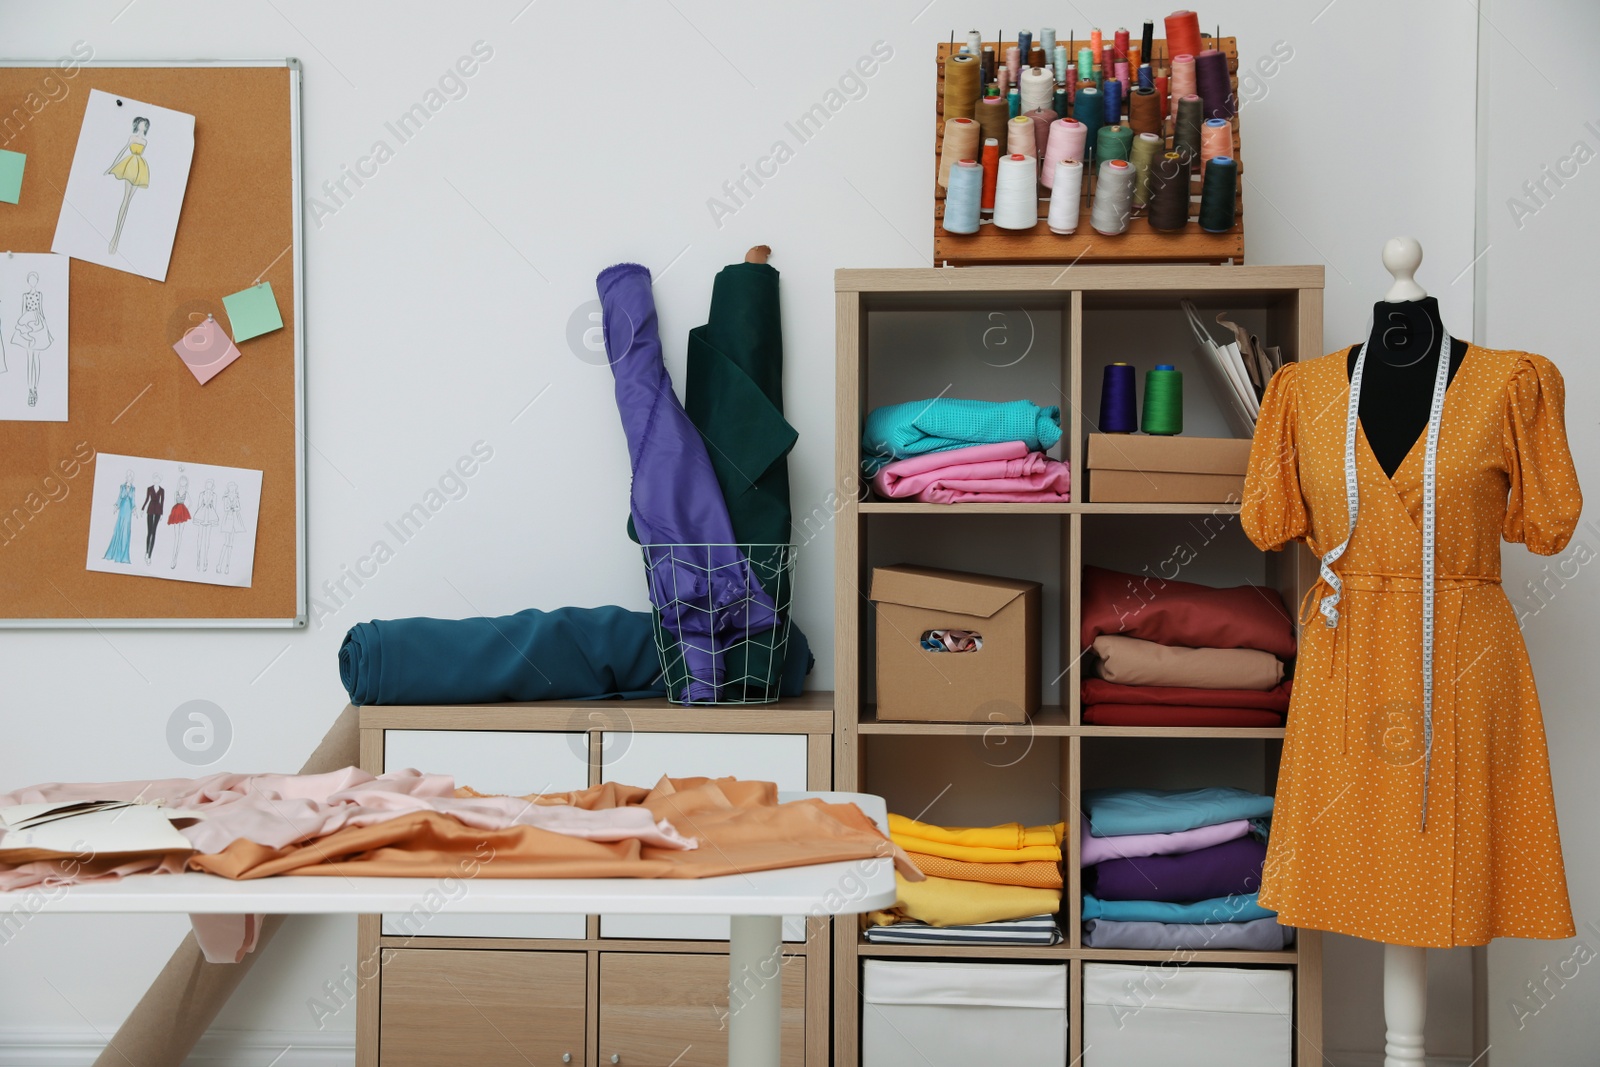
[1481,2,1600,1065]
[0,1,1524,1062]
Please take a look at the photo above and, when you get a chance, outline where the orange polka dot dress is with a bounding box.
[1241,346,1580,948]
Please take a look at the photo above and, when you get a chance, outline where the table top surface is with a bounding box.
[0,791,897,917]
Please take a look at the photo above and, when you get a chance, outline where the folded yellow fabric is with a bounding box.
[867,872,1062,928]
[889,833,1062,865]
[889,813,1065,850]
[906,851,1063,889]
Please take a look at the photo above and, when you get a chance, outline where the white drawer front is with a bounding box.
[599,731,809,942]
[382,730,589,940]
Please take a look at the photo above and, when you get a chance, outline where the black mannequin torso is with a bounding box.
[1346,296,1470,478]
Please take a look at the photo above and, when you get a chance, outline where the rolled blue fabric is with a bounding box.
[339,606,666,706]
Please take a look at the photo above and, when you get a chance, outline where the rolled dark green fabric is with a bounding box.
[339,606,666,705]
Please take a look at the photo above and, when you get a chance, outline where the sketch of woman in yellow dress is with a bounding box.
[104,116,150,256]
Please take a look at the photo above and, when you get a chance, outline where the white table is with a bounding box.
[0,790,894,1067]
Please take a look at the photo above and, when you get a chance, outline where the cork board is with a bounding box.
[0,61,304,626]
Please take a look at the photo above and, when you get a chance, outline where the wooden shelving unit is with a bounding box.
[833,264,1324,1066]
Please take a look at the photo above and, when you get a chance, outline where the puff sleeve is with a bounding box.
[1241,363,1309,552]
[1502,353,1582,554]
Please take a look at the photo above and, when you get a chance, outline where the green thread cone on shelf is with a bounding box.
[1141,364,1184,435]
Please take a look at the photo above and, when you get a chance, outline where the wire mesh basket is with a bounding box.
[640,543,797,705]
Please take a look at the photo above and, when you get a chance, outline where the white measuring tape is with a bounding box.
[1321,332,1452,832]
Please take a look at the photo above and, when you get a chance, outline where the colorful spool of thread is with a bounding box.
[1018,30,1033,67]
[944,51,981,120]
[1148,151,1191,231]
[1042,119,1086,187]
[1029,44,1048,70]
[997,65,1009,99]
[1164,10,1203,61]
[1101,45,1115,82]
[982,46,996,85]
[942,159,982,234]
[976,94,1010,156]
[1170,53,1197,119]
[1101,77,1123,125]
[1041,27,1057,61]
[1099,363,1139,432]
[993,153,1039,230]
[1077,47,1095,80]
[1006,45,1022,84]
[1053,87,1070,122]
[1020,66,1055,113]
[1174,94,1204,163]
[1114,27,1130,61]
[1195,49,1235,119]
[1129,87,1163,137]
[1053,44,1069,84]
[1200,117,1232,171]
[939,116,981,188]
[1048,159,1084,233]
[1090,29,1103,62]
[1114,60,1131,100]
[1140,21,1155,69]
[1026,107,1057,160]
[1199,156,1238,232]
[1095,123,1133,163]
[1006,114,1038,159]
[1137,63,1153,91]
[967,29,984,57]
[1064,67,1078,98]
[1007,86,1021,118]
[1073,85,1103,160]
[1130,131,1163,207]
[1155,69,1170,113]
[1091,158,1135,235]
[1141,364,1184,435]
[980,138,1000,214]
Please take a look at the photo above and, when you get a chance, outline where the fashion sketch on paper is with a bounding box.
[10,272,54,409]
[102,469,135,565]
[192,477,219,571]
[104,115,150,256]
[216,480,247,575]
[166,473,191,569]
[140,472,164,565]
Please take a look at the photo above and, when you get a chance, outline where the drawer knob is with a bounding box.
[562,1056,572,1064]
[611,1056,621,1064]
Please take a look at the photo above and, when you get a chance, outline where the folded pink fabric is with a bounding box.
[871,440,1071,503]
[1079,815,1253,866]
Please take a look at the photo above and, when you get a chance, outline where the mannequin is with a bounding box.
[1352,237,1452,1067]
[1347,237,1469,478]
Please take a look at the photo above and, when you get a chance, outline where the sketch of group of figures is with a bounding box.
[101,469,250,575]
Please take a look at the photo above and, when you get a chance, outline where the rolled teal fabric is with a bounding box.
[339,606,665,706]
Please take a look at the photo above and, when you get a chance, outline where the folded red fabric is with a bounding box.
[1079,565,1296,658]
[1081,677,1293,711]
[1083,703,1285,727]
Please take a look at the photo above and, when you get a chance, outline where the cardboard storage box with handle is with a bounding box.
[870,565,1039,723]
[1086,433,1253,503]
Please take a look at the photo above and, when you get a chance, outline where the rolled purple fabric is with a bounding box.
[1088,835,1267,903]
[597,263,779,701]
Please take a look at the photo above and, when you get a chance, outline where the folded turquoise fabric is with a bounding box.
[861,398,1062,473]
[1083,786,1275,837]
[1081,891,1276,924]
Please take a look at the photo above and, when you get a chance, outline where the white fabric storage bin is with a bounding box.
[862,960,1067,1066]
[1083,962,1293,1067]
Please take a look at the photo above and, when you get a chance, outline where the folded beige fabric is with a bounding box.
[1092,634,1284,690]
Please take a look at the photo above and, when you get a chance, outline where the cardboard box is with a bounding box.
[870,565,1039,723]
[1086,433,1252,503]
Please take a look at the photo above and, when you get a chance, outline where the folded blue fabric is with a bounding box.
[861,398,1062,473]
[1082,916,1293,951]
[1083,786,1275,837]
[1081,891,1276,924]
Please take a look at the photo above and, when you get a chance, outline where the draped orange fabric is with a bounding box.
[1241,347,1580,947]
[190,776,919,882]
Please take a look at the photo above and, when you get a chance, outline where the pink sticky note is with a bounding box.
[172,317,241,385]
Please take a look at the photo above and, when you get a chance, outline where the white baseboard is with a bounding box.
[0,1028,354,1067]
[1328,1051,1475,1067]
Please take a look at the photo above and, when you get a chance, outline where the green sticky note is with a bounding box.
[222,281,284,342]
[0,149,25,204]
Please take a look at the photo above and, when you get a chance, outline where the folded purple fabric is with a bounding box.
[1079,816,1251,867]
[1089,835,1267,903]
